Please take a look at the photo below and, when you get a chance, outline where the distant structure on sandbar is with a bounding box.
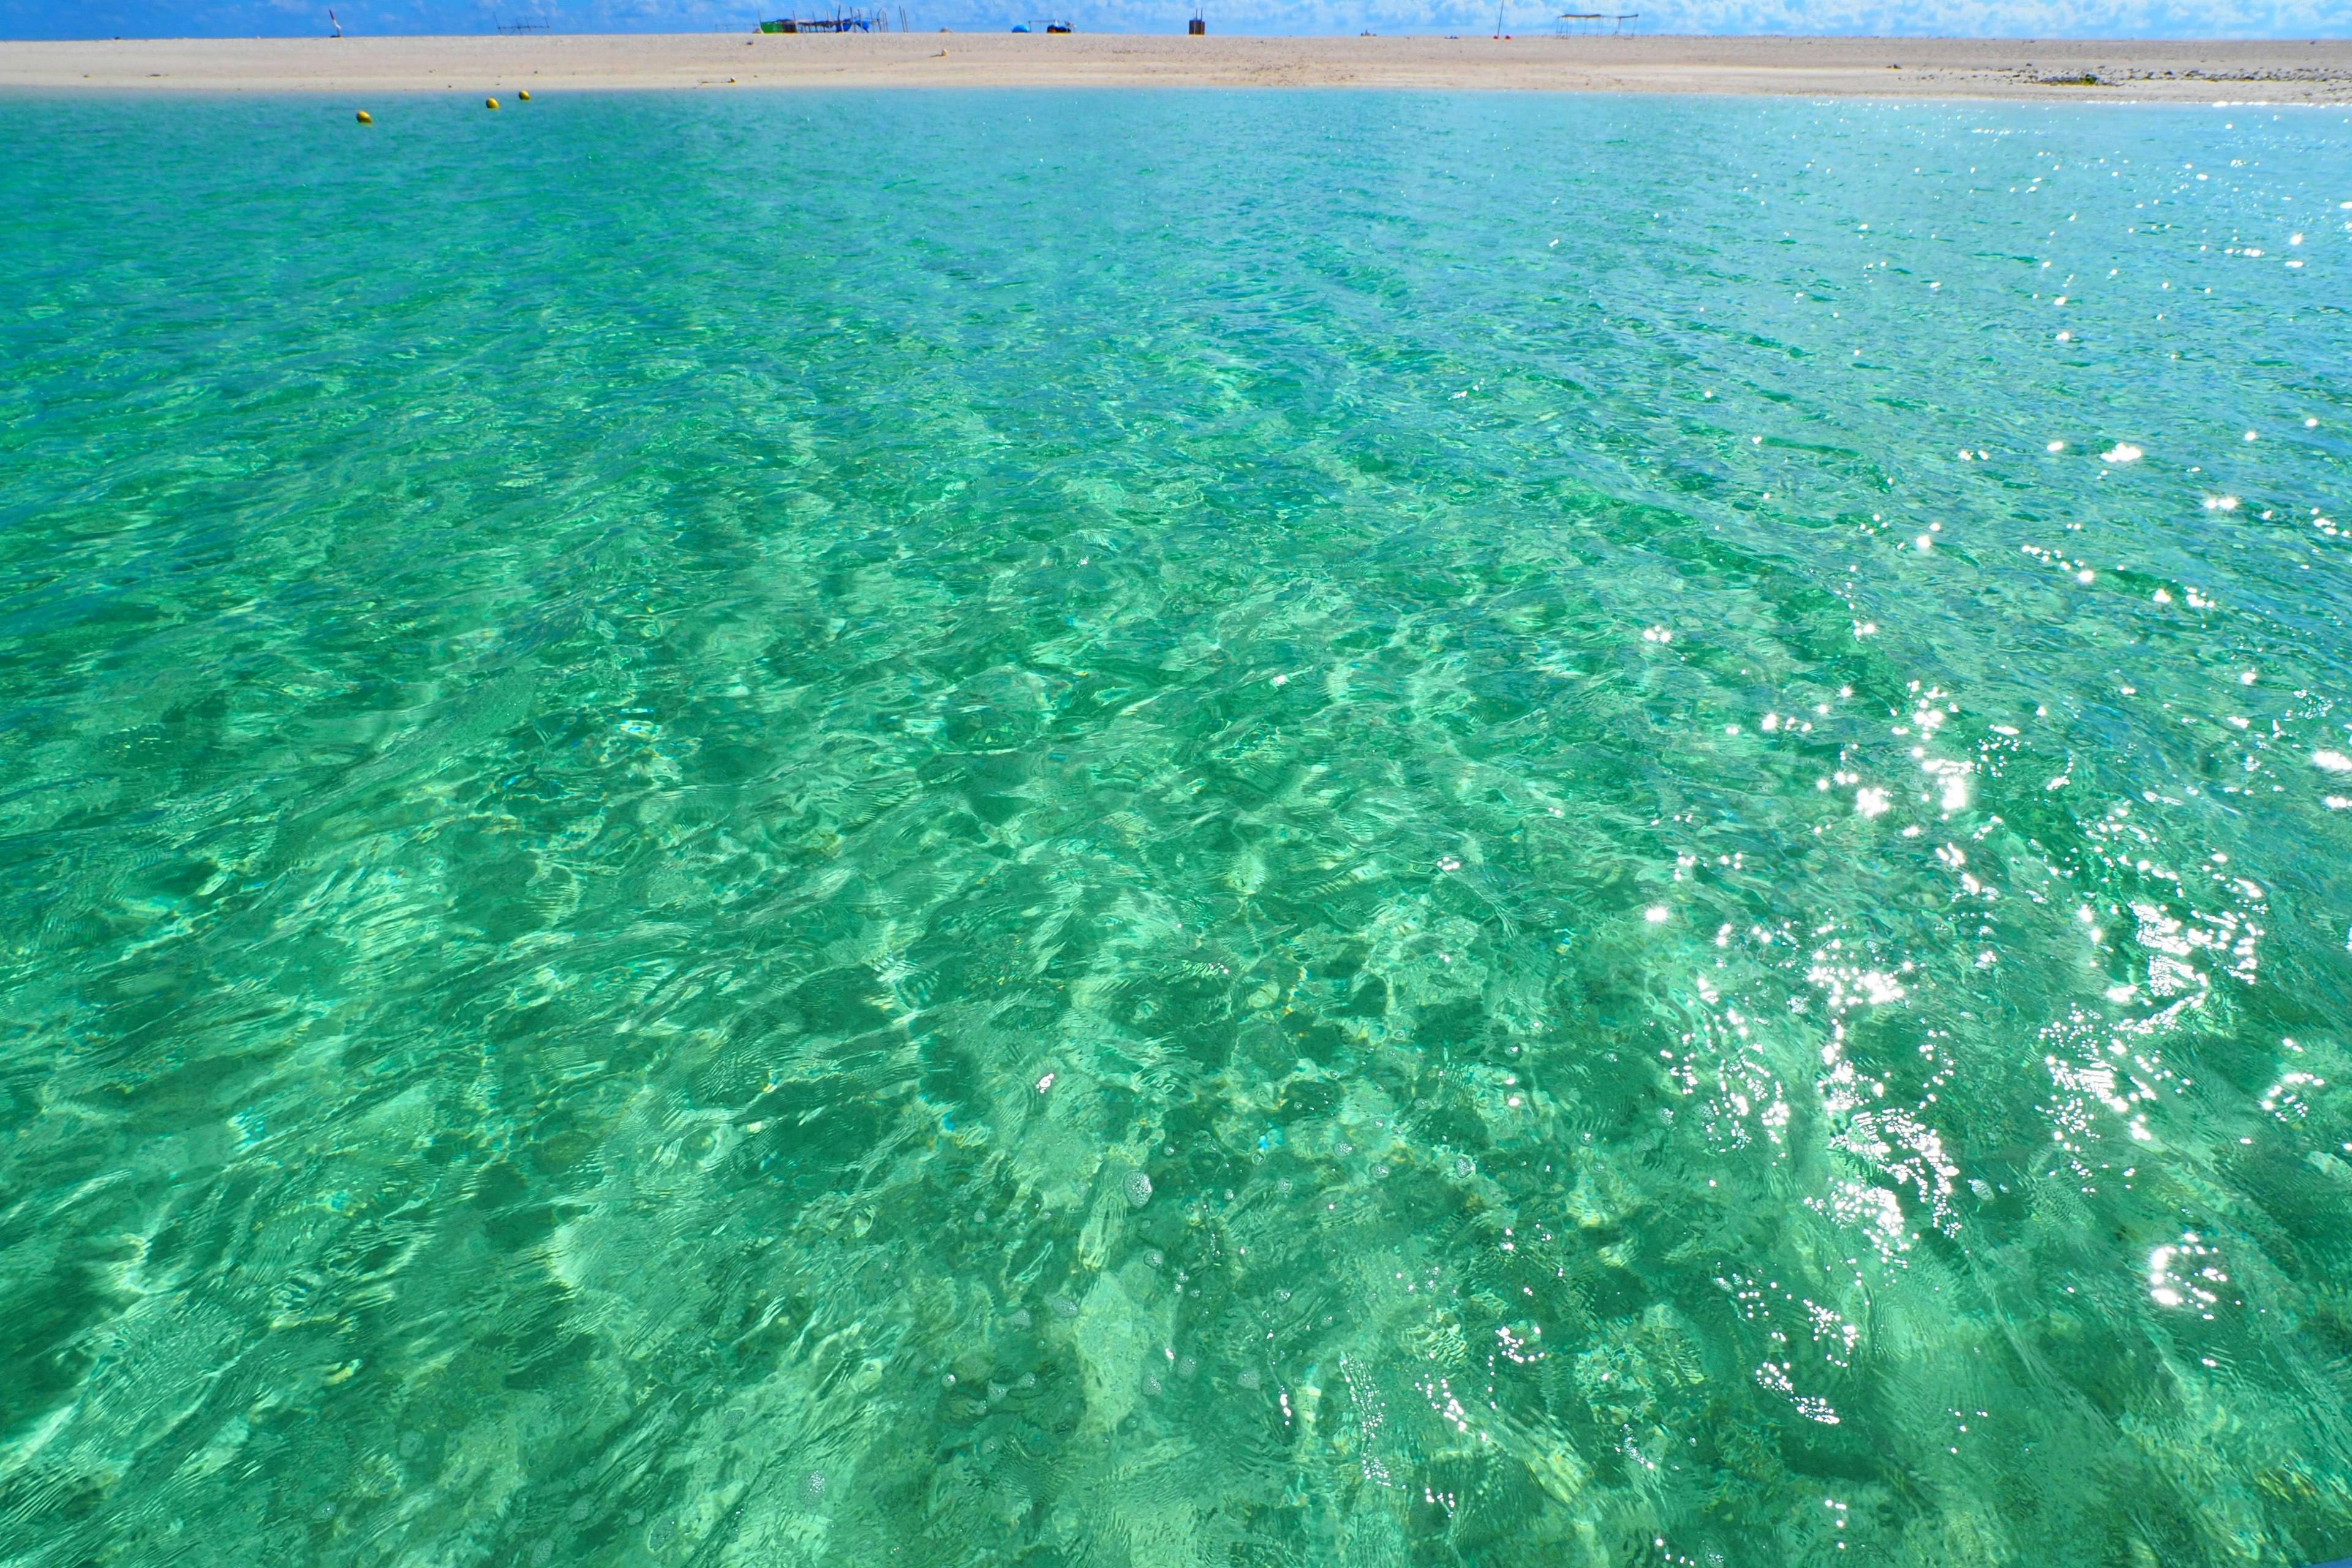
[760,8,907,29]
[1555,9,1637,29]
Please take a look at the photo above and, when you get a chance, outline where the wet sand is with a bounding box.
[3,32,2350,102]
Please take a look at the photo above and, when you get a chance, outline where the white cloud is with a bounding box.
[6,0,2341,41]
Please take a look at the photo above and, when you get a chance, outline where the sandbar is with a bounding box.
[2,32,2349,102]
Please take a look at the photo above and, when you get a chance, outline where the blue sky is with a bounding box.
[6,0,2345,41]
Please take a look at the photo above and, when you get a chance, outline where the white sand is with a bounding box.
[3,32,2348,102]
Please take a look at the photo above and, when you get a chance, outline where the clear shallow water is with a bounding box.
[2,85,2351,1567]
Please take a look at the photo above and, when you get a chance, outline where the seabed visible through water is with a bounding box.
[1,87,2350,1568]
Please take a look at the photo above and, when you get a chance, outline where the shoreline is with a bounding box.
[2,34,2350,101]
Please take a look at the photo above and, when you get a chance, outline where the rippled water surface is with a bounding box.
[4,88,2351,1567]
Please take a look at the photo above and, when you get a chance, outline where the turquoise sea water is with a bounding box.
[3,86,2351,1567]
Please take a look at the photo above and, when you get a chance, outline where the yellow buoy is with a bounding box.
[355,109,372,124]
[485,96,500,109]
[518,89,530,100]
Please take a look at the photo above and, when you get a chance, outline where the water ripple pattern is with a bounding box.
[2,89,2350,1568]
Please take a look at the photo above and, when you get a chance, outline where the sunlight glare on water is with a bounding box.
[1,89,2350,1567]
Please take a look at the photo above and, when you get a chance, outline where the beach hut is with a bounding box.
[760,7,889,29]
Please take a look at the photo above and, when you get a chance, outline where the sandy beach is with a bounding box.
[2,32,2349,101]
